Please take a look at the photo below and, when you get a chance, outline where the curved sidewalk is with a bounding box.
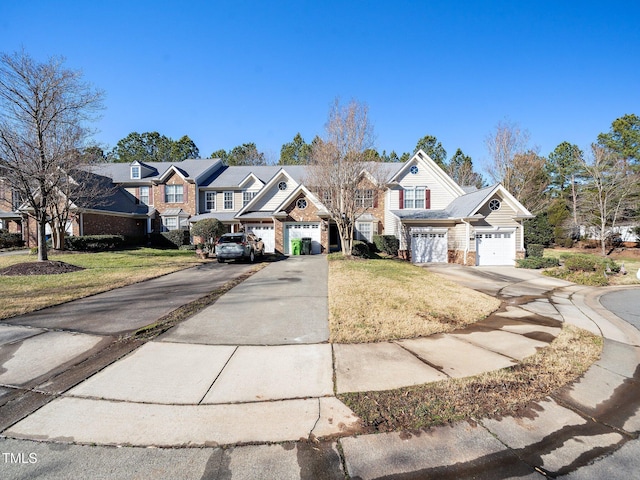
[2,259,640,478]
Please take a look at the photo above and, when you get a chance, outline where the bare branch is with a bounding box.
[0,50,104,259]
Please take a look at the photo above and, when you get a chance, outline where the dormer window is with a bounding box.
[131,165,141,179]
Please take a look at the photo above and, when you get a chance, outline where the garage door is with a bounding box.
[245,224,275,253]
[476,232,516,266]
[284,222,321,254]
[411,231,448,263]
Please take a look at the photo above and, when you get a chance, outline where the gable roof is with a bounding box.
[271,183,328,216]
[389,150,466,196]
[236,167,298,216]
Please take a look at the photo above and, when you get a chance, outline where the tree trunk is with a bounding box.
[37,217,48,261]
[571,175,578,229]
[53,223,66,250]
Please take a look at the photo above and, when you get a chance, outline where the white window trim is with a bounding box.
[223,191,234,210]
[165,184,184,203]
[205,191,216,211]
[404,186,426,209]
[356,221,373,242]
[243,190,257,207]
[139,185,150,205]
[163,217,178,231]
[131,166,141,179]
[356,189,374,208]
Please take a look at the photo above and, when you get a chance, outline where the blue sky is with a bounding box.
[1,1,638,171]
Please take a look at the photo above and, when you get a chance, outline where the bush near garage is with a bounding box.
[516,257,560,269]
[373,235,400,256]
[191,218,226,251]
[526,244,545,258]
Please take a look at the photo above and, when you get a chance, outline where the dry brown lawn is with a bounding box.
[328,258,500,343]
[339,324,602,431]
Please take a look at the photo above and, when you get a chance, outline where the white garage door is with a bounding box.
[284,222,321,254]
[411,231,448,263]
[476,231,516,266]
[245,224,275,253]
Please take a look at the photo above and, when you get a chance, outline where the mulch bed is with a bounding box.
[0,261,85,276]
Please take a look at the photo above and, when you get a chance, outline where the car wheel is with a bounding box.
[217,257,225,263]
[249,250,255,263]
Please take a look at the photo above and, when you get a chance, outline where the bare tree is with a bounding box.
[507,150,550,214]
[0,50,103,260]
[579,144,638,255]
[485,119,530,191]
[306,99,383,255]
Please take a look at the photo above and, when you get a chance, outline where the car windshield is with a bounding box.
[219,235,244,244]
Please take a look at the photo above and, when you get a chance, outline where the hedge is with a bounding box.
[149,230,190,249]
[560,254,620,273]
[65,235,127,251]
[351,240,371,258]
[0,230,24,248]
[516,257,560,269]
[373,235,399,256]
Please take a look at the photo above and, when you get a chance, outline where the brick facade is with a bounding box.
[448,249,477,266]
[152,174,197,216]
[81,213,146,237]
[273,193,329,254]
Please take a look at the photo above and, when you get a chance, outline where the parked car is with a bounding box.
[215,233,263,263]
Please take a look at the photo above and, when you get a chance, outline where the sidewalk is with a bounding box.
[2,259,640,478]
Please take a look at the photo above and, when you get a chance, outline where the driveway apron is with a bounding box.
[160,255,329,345]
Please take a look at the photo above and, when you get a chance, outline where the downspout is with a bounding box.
[460,218,471,265]
[79,212,84,236]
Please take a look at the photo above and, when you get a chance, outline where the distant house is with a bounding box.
[5,150,534,266]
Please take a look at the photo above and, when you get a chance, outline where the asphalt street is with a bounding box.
[600,289,640,329]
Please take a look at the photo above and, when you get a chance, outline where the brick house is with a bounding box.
[4,150,533,266]
[0,177,22,235]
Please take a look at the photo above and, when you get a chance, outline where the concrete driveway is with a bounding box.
[161,255,329,345]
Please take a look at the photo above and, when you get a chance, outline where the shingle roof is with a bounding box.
[390,210,452,220]
[189,212,240,223]
[201,165,312,188]
[70,170,150,215]
[88,159,220,183]
[445,184,498,218]
[390,184,500,221]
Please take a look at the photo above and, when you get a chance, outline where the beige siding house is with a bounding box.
[387,151,533,266]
